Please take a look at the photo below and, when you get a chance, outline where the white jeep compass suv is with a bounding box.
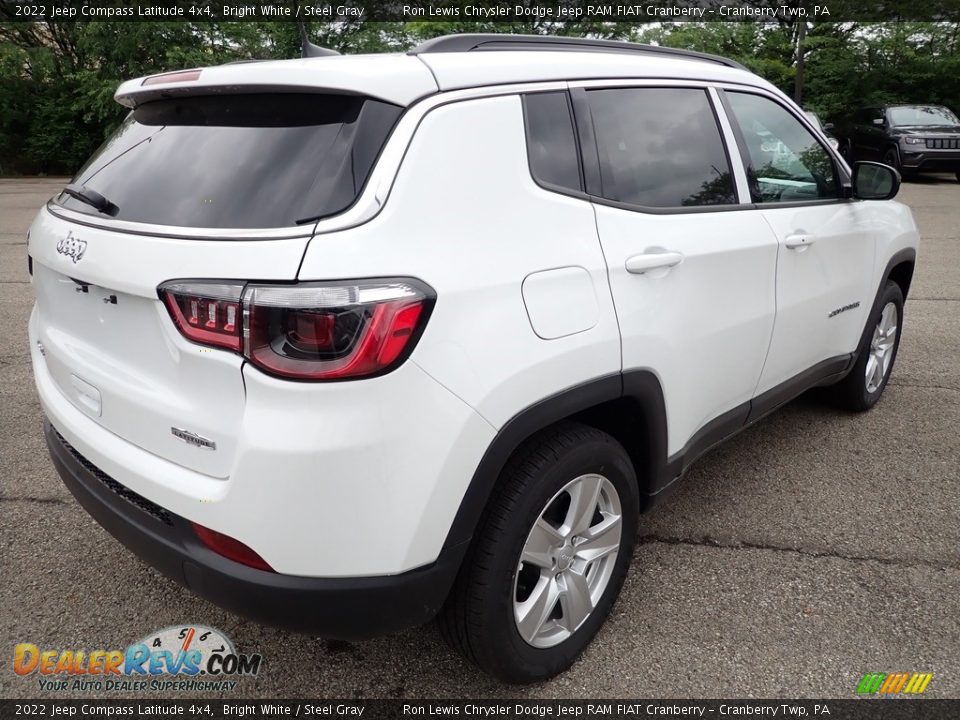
[28,34,919,683]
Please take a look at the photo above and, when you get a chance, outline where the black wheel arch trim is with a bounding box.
[440,369,673,551]
[877,247,916,302]
[843,246,915,371]
[442,372,625,550]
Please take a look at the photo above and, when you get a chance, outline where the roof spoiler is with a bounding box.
[298,22,340,58]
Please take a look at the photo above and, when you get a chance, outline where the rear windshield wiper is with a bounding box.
[295,215,323,225]
[62,183,118,216]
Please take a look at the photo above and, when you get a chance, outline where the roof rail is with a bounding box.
[408,34,747,71]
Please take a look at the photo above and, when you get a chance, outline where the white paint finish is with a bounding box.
[754,200,918,394]
[522,267,599,340]
[28,207,308,298]
[27,49,922,584]
[69,374,101,417]
[594,206,779,455]
[116,53,438,108]
[232,363,494,575]
[31,307,494,576]
[26,208,306,478]
[708,86,753,202]
[299,94,622,429]
[31,262,246,478]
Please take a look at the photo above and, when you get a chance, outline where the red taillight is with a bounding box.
[191,522,274,572]
[159,279,433,381]
[161,282,244,352]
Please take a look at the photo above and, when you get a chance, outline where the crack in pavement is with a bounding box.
[0,496,69,505]
[888,381,960,392]
[636,534,960,572]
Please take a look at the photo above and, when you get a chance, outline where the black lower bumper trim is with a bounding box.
[902,154,960,172]
[44,420,466,639]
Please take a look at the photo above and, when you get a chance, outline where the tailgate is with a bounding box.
[29,208,309,478]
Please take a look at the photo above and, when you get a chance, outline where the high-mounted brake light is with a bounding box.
[142,69,202,86]
[159,279,434,381]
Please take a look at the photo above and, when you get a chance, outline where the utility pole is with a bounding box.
[794,19,807,105]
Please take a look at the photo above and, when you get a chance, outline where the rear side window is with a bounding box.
[56,94,402,229]
[587,87,737,209]
[522,92,582,193]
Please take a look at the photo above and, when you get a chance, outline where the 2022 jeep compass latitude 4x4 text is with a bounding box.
[28,35,919,683]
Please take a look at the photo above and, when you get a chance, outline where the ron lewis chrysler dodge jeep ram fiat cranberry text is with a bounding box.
[28,35,919,683]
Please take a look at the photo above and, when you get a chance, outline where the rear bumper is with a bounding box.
[45,420,466,639]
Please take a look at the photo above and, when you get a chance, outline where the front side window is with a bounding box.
[587,87,737,209]
[725,91,838,204]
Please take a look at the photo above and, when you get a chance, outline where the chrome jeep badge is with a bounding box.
[56,231,87,263]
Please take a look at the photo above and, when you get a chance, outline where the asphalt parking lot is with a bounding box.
[1,177,958,700]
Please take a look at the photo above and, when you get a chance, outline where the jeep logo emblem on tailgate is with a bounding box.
[56,231,87,263]
[171,427,217,450]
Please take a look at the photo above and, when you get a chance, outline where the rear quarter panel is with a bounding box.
[298,93,622,429]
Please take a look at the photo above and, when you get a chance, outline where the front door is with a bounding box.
[720,89,876,405]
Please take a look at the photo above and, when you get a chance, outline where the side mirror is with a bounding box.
[823,122,835,132]
[852,161,900,200]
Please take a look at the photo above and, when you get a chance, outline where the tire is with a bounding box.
[439,423,639,683]
[882,146,902,173]
[827,280,904,412]
[839,139,854,162]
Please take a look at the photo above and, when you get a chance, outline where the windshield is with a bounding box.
[887,105,960,127]
[55,93,402,229]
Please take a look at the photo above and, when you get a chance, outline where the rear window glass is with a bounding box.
[55,94,402,229]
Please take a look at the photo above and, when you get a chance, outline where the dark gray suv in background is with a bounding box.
[837,104,960,181]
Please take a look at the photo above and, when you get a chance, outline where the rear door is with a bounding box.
[575,82,779,459]
[30,92,401,477]
[719,88,875,404]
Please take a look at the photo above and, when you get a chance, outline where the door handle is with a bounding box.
[785,234,816,250]
[625,251,684,274]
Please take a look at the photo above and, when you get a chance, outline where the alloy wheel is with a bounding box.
[513,473,622,648]
[865,301,898,394]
